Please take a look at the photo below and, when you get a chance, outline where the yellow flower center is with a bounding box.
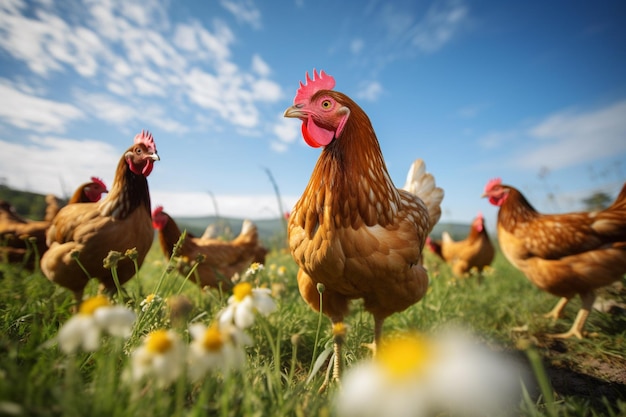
[377,335,432,380]
[332,322,347,337]
[79,295,110,315]
[202,324,224,351]
[144,294,156,303]
[146,329,173,354]
[233,282,253,302]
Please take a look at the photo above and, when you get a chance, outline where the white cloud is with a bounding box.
[355,81,383,102]
[350,38,364,54]
[0,81,84,132]
[273,114,300,143]
[0,135,119,198]
[219,0,262,30]
[515,100,626,170]
[478,100,626,172]
[252,78,283,101]
[251,54,271,77]
[0,0,283,141]
[410,0,468,53]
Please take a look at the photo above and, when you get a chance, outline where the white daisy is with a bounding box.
[245,262,264,277]
[336,330,522,417]
[57,295,136,354]
[187,322,250,381]
[336,335,431,417]
[130,329,185,387]
[219,282,276,329]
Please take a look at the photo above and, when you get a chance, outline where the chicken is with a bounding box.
[284,69,444,385]
[483,178,626,339]
[151,206,267,291]
[425,236,444,259]
[0,179,108,268]
[68,177,108,204]
[439,212,495,277]
[41,131,159,305]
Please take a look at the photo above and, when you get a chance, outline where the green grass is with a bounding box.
[0,243,625,417]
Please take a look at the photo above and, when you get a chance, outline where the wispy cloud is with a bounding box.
[410,0,468,53]
[518,100,626,170]
[0,0,283,138]
[272,113,300,153]
[0,135,119,197]
[478,100,626,171]
[219,0,262,30]
[355,80,384,102]
[347,0,469,75]
[350,38,365,54]
[0,80,84,132]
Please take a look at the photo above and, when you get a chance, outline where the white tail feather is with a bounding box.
[402,158,444,232]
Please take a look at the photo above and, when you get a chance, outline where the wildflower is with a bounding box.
[57,295,136,354]
[219,282,276,329]
[277,265,287,277]
[335,330,522,417]
[130,329,185,387]
[187,322,250,381]
[140,293,162,312]
[103,250,123,269]
[125,247,138,261]
[245,262,264,277]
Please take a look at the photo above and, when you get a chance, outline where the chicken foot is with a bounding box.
[548,291,595,339]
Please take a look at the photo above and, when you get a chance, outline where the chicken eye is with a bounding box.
[321,100,332,109]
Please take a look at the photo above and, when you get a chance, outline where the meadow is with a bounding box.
[1,238,625,417]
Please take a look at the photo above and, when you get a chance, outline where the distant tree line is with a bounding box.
[0,185,64,221]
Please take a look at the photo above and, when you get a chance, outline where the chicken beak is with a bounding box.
[150,153,160,161]
[284,105,306,119]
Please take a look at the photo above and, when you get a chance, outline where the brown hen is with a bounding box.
[41,131,159,306]
[483,178,626,339]
[284,70,444,385]
[440,212,495,277]
[152,206,266,291]
[0,178,108,268]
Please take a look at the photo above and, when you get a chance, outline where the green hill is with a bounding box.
[1,184,472,246]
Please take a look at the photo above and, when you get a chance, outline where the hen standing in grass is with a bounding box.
[0,179,108,268]
[483,178,626,339]
[151,206,266,291]
[438,212,495,277]
[284,70,444,385]
[41,131,159,306]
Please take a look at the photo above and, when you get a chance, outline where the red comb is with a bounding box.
[152,205,164,217]
[476,211,483,220]
[90,177,107,190]
[294,69,335,104]
[484,178,502,193]
[134,130,156,153]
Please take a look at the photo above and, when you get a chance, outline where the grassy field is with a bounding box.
[1,240,625,417]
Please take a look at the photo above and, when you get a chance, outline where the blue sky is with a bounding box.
[1,0,625,231]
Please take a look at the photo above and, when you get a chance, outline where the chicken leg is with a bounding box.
[548,291,595,339]
[361,316,384,356]
[543,296,570,321]
[318,320,345,393]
